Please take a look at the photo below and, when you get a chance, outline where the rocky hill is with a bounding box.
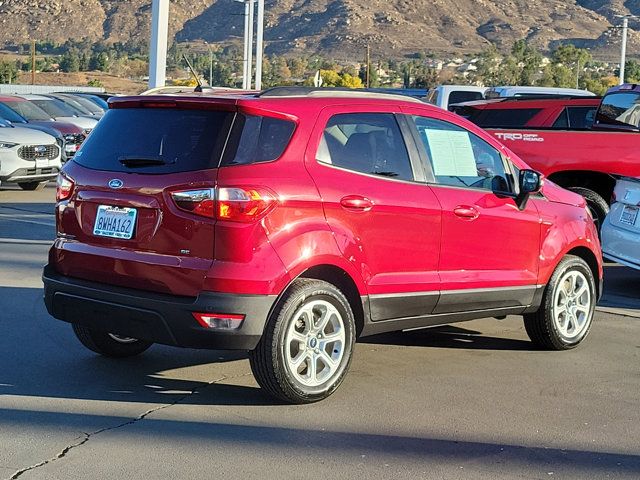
[0,0,637,58]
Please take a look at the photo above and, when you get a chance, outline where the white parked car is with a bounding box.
[425,85,488,111]
[485,86,596,98]
[21,94,98,132]
[602,177,640,271]
[0,122,61,190]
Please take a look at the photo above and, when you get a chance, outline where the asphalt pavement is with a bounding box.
[0,183,638,480]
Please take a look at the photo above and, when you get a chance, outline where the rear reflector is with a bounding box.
[56,173,74,201]
[193,312,245,330]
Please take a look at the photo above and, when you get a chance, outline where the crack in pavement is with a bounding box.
[7,373,240,480]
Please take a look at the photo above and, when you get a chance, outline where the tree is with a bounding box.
[622,59,640,83]
[0,60,18,83]
[339,73,363,88]
[89,52,110,72]
[59,52,80,73]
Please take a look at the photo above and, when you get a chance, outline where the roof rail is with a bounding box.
[490,94,602,102]
[258,86,425,104]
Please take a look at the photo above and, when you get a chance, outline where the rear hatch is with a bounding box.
[53,98,237,297]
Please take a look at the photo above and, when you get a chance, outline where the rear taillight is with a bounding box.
[217,187,277,222]
[56,173,74,201]
[171,189,215,218]
[171,187,277,222]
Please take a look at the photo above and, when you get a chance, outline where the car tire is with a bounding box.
[72,324,153,358]
[18,181,47,191]
[524,255,596,350]
[568,187,609,232]
[249,279,356,404]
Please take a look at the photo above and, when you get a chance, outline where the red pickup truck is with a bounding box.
[457,87,640,229]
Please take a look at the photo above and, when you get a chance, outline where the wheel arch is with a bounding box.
[566,246,603,299]
[547,170,615,203]
[293,264,367,337]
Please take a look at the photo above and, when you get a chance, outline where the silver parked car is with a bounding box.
[602,177,640,271]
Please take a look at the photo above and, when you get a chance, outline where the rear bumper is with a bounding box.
[43,265,276,350]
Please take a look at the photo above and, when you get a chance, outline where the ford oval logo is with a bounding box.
[108,179,124,189]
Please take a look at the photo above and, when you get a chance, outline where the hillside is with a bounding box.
[0,0,637,59]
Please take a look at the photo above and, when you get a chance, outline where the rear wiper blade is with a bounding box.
[118,156,172,167]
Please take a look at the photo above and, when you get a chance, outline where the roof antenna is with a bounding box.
[182,53,204,92]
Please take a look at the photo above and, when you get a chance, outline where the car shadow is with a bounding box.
[598,263,640,311]
[360,324,534,351]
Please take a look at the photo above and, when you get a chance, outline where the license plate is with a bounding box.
[620,205,638,226]
[35,159,48,169]
[93,205,137,239]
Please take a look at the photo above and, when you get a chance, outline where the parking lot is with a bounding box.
[0,183,638,480]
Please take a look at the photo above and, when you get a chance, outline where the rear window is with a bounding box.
[553,107,596,129]
[221,115,295,166]
[595,92,640,129]
[447,91,484,110]
[74,108,235,174]
[466,108,542,128]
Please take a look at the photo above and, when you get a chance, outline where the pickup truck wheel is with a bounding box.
[18,181,47,191]
[72,324,153,358]
[568,187,609,232]
[249,279,355,404]
[524,255,595,350]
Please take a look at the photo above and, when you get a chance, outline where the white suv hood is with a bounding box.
[0,126,56,145]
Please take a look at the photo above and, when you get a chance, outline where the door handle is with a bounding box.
[340,195,374,212]
[453,205,479,220]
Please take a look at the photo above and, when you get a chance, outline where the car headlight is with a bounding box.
[0,142,17,149]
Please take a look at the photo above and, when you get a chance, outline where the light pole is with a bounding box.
[616,14,639,85]
[205,42,213,86]
[149,0,170,89]
[255,0,265,90]
[236,0,264,90]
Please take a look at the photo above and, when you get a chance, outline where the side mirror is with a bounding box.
[516,169,542,210]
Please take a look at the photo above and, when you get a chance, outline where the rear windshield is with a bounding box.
[447,91,484,109]
[31,99,75,118]
[595,92,640,129]
[73,108,295,173]
[465,108,542,128]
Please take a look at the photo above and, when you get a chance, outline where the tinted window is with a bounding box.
[0,103,27,123]
[468,108,542,128]
[552,109,569,128]
[410,116,511,192]
[596,92,640,129]
[221,115,295,166]
[31,99,75,118]
[567,107,596,129]
[317,113,414,181]
[74,108,234,174]
[448,91,484,109]
[2,100,51,121]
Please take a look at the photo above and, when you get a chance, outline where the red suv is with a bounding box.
[43,88,603,403]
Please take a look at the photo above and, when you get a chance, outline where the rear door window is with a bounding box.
[567,107,597,129]
[316,113,414,181]
[73,108,235,174]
